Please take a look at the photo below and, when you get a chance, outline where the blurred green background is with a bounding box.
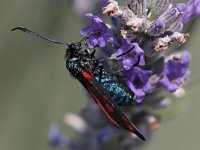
[0,0,199,150]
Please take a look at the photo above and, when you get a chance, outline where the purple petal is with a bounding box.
[80,13,114,48]
[159,51,191,92]
[88,35,98,48]
[126,80,145,103]
[97,36,106,47]
[86,13,103,23]
[159,75,179,92]
[111,40,145,70]
[80,25,93,36]
[177,0,200,23]
[139,54,145,66]
[126,67,153,102]
[103,32,114,42]
[122,58,134,70]
[111,48,123,58]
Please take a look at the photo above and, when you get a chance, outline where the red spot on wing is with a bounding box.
[83,70,93,79]
[80,74,146,141]
[89,91,116,125]
[120,115,136,133]
[102,95,107,100]
[121,116,127,122]
[105,103,114,113]
[127,124,135,133]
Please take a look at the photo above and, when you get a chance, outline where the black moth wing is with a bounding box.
[80,69,145,141]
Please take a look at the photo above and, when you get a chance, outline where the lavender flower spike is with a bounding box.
[159,51,191,92]
[111,40,145,70]
[126,67,153,103]
[80,13,114,48]
[48,0,197,149]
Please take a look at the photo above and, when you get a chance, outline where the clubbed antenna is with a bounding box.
[11,26,68,46]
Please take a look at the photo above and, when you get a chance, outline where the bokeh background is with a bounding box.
[0,0,199,150]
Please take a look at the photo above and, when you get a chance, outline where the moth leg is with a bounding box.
[98,65,104,81]
[90,49,96,59]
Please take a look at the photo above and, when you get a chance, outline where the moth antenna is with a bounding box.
[11,26,68,46]
[99,54,141,76]
[79,36,88,43]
